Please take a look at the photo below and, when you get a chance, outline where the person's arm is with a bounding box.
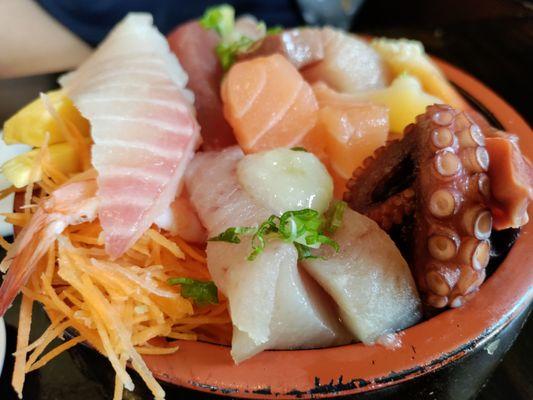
[0,0,91,78]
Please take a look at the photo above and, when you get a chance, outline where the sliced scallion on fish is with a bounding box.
[209,226,257,244]
[290,146,308,152]
[200,4,282,70]
[325,201,347,233]
[209,208,340,261]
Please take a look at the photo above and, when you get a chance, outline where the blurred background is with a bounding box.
[0,0,531,399]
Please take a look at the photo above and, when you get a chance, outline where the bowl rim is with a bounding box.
[140,59,533,399]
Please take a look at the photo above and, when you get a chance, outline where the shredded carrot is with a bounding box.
[172,235,207,263]
[12,294,33,399]
[0,185,21,201]
[135,344,180,355]
[146,229,185,259]
[0,236,11,251]
[24,320,72,371]
[13,318,67,356]
[113,353,128,400]
[167,331,197,341]
[26,336,85,372]
[7,157,229,399]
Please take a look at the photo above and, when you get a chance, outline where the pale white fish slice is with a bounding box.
[186,147,349,363]
[60,14,188,89]
[302,208,422,343]
[60,13,201,258]
[230,250,350,363]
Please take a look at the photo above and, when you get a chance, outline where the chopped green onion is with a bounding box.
[209,226,256,244]
[325,201,347,233]
[267,25,283,35]
[216,36,255,71]
[200,4,284,70]
[290,146,308,152]
[167,277,219,306]
[210,208,339,261]
[199,4,235,37]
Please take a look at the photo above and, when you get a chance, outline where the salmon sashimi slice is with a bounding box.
[308,82,389,195]
[238,28,324,69]
[221,54,318,153]
[168,21,236,150]
[60,14,201,258]
[303,28,390,94]
[185,147,349,363]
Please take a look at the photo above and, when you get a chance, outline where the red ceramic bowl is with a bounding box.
[140,60,533,398]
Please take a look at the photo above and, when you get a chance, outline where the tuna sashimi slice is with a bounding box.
[168,21,236,150]
[185,147,349,363]
[60,13,200,258]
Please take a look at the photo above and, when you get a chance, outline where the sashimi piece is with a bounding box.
[211,240,349,363]
[185,147,272,235]
[168,21,236,149]
[302,208,422,343]
[238,28,324,69]
[303,28,390,94]
[234,15,267,41]
[351,73,442,135]
[60,14,201,258]
[221,54,318,153]
[185,147,349,362]
[309,82,389,193]
[236,148,333,215]
[154,192,207,243]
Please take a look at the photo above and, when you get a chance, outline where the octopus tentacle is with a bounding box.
[413,104,491,308]
[365,188,415,231]
[344,104,499,309]
[344,133,417,213]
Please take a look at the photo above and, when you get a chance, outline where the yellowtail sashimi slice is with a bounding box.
[59,13,201,258]
[303,208,422,344]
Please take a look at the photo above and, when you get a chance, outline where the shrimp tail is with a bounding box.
[0,209,57,316]
[0,177,98,316]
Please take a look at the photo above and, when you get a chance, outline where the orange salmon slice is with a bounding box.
[222,54,318,153]
[311,82,389,182]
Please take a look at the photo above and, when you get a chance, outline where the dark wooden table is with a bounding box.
[0,0,531,398]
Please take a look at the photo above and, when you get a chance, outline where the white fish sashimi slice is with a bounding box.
[303,208,422,343]
[60,13,200,258]
[207,238,348,364]
[230,255,350,363]
[207,239,282,348]
[154,194,207,244]
[60,14,189,90]
[302,28,389,93]
[186,147,349,363]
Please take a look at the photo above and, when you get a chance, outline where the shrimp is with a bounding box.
[0,173,98,316]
